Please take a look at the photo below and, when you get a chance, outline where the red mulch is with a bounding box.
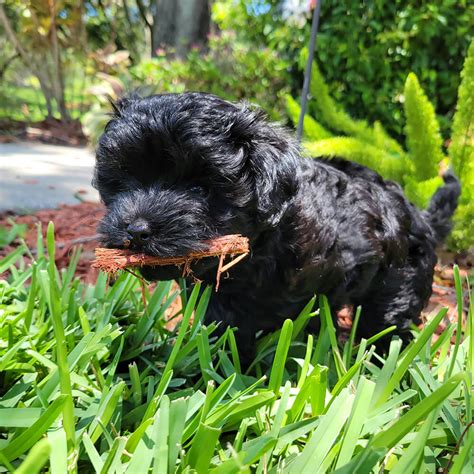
[0,202,104,282]
[0,202,471,338]
[0,118,86,146]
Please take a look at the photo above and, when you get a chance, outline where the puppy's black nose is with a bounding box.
[127,221,151,245]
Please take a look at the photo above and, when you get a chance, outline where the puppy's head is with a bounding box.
[94,92,299,277]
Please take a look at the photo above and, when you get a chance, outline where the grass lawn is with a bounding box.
[0,222,472,472]
[0,76,93,123]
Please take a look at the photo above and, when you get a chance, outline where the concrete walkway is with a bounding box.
[0,141,99,212]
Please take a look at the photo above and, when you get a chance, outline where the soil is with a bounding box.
[0,202,471,339]
[0,117,86,146]
[0,202,104,282]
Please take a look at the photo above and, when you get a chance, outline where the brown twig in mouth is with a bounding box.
[92,234,250,290]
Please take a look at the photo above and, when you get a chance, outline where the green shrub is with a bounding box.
[0,224,472,471]
[449,40,474,250]
[288,39,474,250]
[404,73,445,181]
[130,32,290,120]
[82,31,290,144]
[215,0,474,140]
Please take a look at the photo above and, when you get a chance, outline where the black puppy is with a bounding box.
[94,92,460,353]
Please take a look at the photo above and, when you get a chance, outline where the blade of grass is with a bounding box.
[447,426,474,474]
[334,377,376,469]
[0,244,26,274]
[152,396,170,474]
[1,395,67,462]
[284,388,353,473]
[47,427,68,474]
[269,319,293,393]
[320,295,346,377]
[296,334,313,389]
[186,422,221,472]
[101,436,127,474]
[226,328,242,374]
[373,307,448,408]
[89,381,125,443]
[446,265,464,379]
[14,438,50,474]
[168,397,189,473]
[46,222,76,449]
[371,372,466,450]
[343,305,361,367]
[390,409,439,474]
[190,284,212,336]
[292,296,317,339]
[370,338,402,408]
[81,432,104,473]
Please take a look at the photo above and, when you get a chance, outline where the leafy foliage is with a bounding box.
[308,62,404,156]
[0,225,472,471]
[404,73,445,181]
[82,31,291,144]
[304,137,405,183]
[288,40,474,249]
[215,0,474,140]
[285,95,331,141]
[131,32,290,120]
[449,40,474,249]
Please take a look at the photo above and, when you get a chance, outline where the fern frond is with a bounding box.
[373,121,405,156]
[449,39,474,204]
[449,202,474,250]
[285,95,331,140]
[404,73,444,181]
[309,63,372,140]
[304,137,405,182]
[309,63,403,154]
[403,176,444,209]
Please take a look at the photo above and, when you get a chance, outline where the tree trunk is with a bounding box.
[136,0,154,56]
[38,77,54,117]
[48,0,70,120]
[152,0,210,58]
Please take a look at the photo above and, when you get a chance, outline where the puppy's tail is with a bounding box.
[424,170,461,243]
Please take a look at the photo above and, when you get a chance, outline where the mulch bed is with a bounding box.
[0,118,86,146]
[0,202,104,282]
[0,202,471,338]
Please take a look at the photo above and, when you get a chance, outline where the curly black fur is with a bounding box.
[94,92,461,354]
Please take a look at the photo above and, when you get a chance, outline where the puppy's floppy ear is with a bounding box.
[227,104,300,227]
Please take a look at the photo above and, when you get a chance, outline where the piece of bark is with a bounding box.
[92,234,250,290]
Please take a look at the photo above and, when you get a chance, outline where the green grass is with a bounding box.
[0,222,472,473]
[0,75,93,123]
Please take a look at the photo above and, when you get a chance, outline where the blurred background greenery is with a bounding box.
[1,0,472,138]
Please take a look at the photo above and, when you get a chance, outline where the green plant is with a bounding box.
[0,220,26,247]
[215,0,474,140]
[288,39,474,250]
[449,39,474,250]
[131,32,290,120]
[82,31,290,145]
[0,223,472,471]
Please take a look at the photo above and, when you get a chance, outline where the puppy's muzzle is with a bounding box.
[127,220,151,248]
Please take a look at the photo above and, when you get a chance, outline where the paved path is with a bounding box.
[0,141,99,212]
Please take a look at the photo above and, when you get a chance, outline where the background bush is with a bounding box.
[215,0,474,140]
[287,38,474,251]
[130,31,290,120]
